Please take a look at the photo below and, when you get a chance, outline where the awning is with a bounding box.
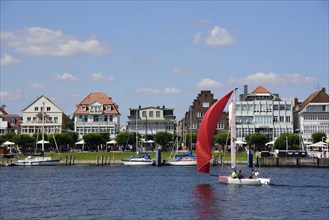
[107,140,116,144]
[265,141,275,146]
[37,140,50,144]
[308,141,328,148]
[2,141,15,146]
[75,140,85,145]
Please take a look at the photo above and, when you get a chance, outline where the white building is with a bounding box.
[294,88,329,142]
[20,95,67,134]
[233,85,293,141]
[127,106,176,140]
[73,92,120,139]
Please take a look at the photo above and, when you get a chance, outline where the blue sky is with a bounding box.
[1,1,328,123]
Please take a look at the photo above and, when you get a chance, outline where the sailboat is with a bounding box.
[122,110,153,166]
[196,89,270,185]
[167,108,197,166]
[15,102,61,166]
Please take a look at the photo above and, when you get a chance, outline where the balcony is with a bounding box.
[75,121,116,126]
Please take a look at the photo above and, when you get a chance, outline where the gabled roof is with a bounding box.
[251,85,271,94]
[21,95,65,113]
[74,92,120,115]
[299,88,329,111]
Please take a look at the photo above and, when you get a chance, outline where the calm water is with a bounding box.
[1,165,328,220]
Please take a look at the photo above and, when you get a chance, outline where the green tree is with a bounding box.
[0,133,16,144]
[312,132,327,143]
[185,132,197,149]
[115,132,138,150]
[12,134,35,153]
[83,133,105,151]
[154,131,173,151]
[214,131,230,150]
[274,133,300,150]
[245,133,268,151]
[66,115,75,131]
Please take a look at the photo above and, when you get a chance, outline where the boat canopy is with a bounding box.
[196,90,234,173]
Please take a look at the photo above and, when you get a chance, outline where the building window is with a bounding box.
[82,105,86,111]
[202,102,209,108]
[54,117,58,123]
[286,116,290,122]
[149,111,154,118]
[273,116,278,122]
[107,105,112,111]
[109,115,113,122]
[217,123,224,130]
[94,115,99,122]
[142,111,147,117]
[279,116,284,122]
[27,117,31,122]
[47,107,51,111]
[35,107,39,111]
[156,111,160,118]
[196,112,203,117]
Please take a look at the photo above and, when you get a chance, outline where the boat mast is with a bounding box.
[189,107,192,155]
[230,91,236,169]
[136,109,138,151]
[41,102,45,157]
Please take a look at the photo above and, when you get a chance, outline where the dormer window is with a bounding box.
[82,105,86,111]
[107,105,112,111]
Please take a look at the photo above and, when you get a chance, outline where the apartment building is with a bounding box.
[0,107,20,134]
[74,92,120,139]
[20,95,67,134]
[127,106,176,140]
[234,85,294,141]
[294,88,329,142]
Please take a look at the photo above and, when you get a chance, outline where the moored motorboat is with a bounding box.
[122,152,153,166]
[15,156,60,166]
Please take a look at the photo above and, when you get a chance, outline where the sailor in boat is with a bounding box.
[237,170,244,179]
[231,169,238,178]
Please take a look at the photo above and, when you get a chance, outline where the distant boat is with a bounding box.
[122,110,153,166]
[122,152,153,166]
[15,102,61,166]
[167,107,197,166]
[196,89,270,185]
[166,149,197,166]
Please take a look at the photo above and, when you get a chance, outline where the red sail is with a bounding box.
[196,90,234,173]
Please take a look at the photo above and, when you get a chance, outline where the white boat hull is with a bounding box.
[122,159,153,166]
[166,160,197,166]
[219,176,270,185]
[15,156,60,166]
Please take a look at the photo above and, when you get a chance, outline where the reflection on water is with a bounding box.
[193,184,220,219]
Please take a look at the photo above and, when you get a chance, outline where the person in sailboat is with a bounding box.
[237,170,244,179]
[231,169,238,178]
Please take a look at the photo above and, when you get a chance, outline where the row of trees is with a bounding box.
[0,130,327,153]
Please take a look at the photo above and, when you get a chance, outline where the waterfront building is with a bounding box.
[127,106,175,140]
[233,85,294,141]
[20,95,67,135]
[293,87,329,142]
[183,90,229,135]
[73,92,120,139]
[0,107,20,134]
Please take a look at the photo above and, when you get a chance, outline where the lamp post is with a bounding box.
[286,136,288,153]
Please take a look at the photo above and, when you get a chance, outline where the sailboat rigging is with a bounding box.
[15,102,61,166]
[196,89,270,185]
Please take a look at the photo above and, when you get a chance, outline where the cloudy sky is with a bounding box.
[1,1,328,123]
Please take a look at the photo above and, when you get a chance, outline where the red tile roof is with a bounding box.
[251,85,271,94]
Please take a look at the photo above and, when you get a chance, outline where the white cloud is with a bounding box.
[0,53,20,66]
[171,67,188,75]
[90,72,115,81]
[30,83,46,89]
[197,78,224,89]
[205,26,235,47]
[163,87,182,94]
[1,27,110,56]
[134,87,182,94]
[0,90,22,101]
[193,32,201,45]
[229,72,316,86]
[134,88,162,94]
[55,72,80,81]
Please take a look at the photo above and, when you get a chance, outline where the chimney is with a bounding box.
[321,87,325,93]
